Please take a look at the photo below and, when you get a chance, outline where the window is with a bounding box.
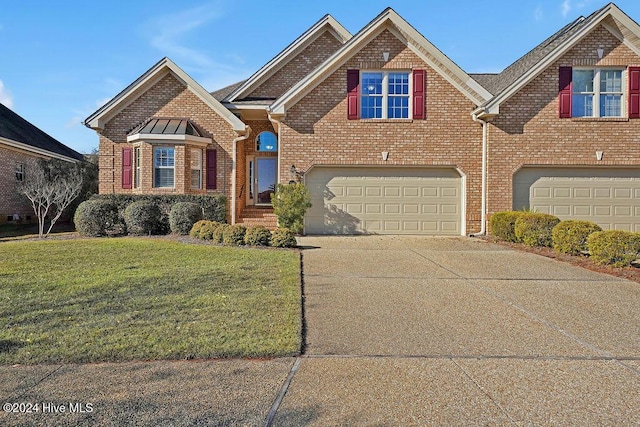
[15,163,24,182]
[361,71,410,119]
[256,131,277,152]
[572,68,623,117]
[153,147,174,188]
[134,147,141,189]
[190,148,202,189]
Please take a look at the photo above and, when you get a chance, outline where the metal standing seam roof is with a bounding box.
[0,102,84,161]
[128,118,203,137]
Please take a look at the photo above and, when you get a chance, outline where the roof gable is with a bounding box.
[479,3,640,116]
[84,57,246,133]
[270,8,492,115]
[225,15,351,103]
[0,103,83,161]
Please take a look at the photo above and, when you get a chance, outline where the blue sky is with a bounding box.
[2,0,640,154]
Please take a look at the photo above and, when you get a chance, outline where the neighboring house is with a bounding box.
[0,103,84,224]
[85,3,640,235]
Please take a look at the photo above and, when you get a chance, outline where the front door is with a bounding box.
[255,157,277,205]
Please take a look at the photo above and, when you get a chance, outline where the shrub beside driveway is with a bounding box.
[0,238,301,364]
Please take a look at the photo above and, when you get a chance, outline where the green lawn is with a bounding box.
[0,238,301,364]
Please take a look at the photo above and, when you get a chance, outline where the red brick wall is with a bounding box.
[279,29,484,233]
[489,25,640,214]
[0,145,39,223]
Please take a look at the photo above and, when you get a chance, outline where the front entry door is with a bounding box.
[256,158,277,205]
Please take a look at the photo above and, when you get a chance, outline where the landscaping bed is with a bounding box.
[0,238,301,364]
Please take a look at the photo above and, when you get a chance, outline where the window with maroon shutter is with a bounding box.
[629,66,640,118]
[412,69,426,120]
[559,66,572,118]
[206,149,217,189]
[122,147,132,189]
[347,69,359,120]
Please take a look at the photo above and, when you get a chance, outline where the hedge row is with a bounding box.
[75,194,224,237]
[189,221,297,248]
[490,211,640,267]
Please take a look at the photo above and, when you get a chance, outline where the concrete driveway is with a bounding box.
[273,236,640,425]
[1,236,638,426]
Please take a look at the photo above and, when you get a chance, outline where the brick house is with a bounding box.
[85,3,640,235]
[0,103,84,224]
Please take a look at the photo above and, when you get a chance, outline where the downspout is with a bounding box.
[470,116,488,237]
[231,126,251,225]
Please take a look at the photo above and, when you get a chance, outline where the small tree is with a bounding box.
[17,159,83,238]
[270,183,312,234]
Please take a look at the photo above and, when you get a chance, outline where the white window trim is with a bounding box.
[153,146,175,188]
[573,67,625,118]
[134,146,141,189]
[360,70,412,119]
[190,148,203,189]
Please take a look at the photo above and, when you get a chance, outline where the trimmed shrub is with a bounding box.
[212,224,230,243]
[223,225,247,246]
[271,183,312,234]
[587,230,640,267]
[189,220,210,238]
[170,202,203,235]
[271,227,297,248]
[489,211,527,242]
[552,220,602,255]
[244,226,272,246]
[74,200,124,237]
[199,221,221,240]
[514,212,561,247]
[124,200,162,236]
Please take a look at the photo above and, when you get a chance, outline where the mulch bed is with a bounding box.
[483,236,640,284]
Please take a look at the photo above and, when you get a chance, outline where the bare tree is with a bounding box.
[17,159,83,238]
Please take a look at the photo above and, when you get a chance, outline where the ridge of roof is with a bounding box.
[0,103,84,161]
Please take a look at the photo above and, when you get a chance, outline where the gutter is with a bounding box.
[470,114,489,237]
[231,126,252,225]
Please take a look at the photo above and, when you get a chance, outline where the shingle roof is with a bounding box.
[0,103,84,161]
[210,80,247,102]
[469,74,499,92]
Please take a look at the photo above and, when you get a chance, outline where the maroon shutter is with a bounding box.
[628,66,640,118]
[122,147,132,189]
[412,69,426,120]
[347,69,359,120]
[206,149,217,189]
[559,66,572,118]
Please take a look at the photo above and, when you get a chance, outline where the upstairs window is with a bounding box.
[571,68,623,118]
[361,71,410,119]
[15,163,24,182]
[154,147,175,188]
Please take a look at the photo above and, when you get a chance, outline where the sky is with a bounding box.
[2,0,640,154]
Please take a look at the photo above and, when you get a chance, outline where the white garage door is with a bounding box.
[305,167,462,235]
[513,168,640,231]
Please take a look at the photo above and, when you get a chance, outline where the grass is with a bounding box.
[0,238,301,364]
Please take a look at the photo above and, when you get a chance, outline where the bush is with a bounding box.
[189,220,210,238]
[169,202,203,235]
[271,228,297,248]
[514,212,561,247]
[244,226,272,246]
[552,220,602,255]
[271,183,312,234]
[74,200,124,237]
[212,224,230,243]
[489,211,527,242]
[199,221,221,240]
[223,225,247,246]
[124,201,163,236]
[587,230,640,267]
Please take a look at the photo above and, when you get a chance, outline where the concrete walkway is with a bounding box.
[1,236,638,426]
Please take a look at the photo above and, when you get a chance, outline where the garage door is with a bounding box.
[305,167,462,235]
[513,168,640,231]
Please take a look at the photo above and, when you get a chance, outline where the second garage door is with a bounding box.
[305,167,462,235]
[513,167,640,231]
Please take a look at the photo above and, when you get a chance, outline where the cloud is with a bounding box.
[0,80,13,108]
[561,0,571,17]
[534,5,544,21]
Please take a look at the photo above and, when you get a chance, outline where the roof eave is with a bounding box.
[0,136,82,163]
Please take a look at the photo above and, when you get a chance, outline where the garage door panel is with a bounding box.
[306,167,462,235]
[514,168,640,232]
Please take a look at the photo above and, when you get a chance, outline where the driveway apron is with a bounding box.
[272,236,640,426]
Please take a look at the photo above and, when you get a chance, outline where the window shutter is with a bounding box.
[122,147,132,189]
[412,69,426,120]
[558,66,572,118]
[628,67,640,118]
[206,149,217,189]
[347,69,359,120]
